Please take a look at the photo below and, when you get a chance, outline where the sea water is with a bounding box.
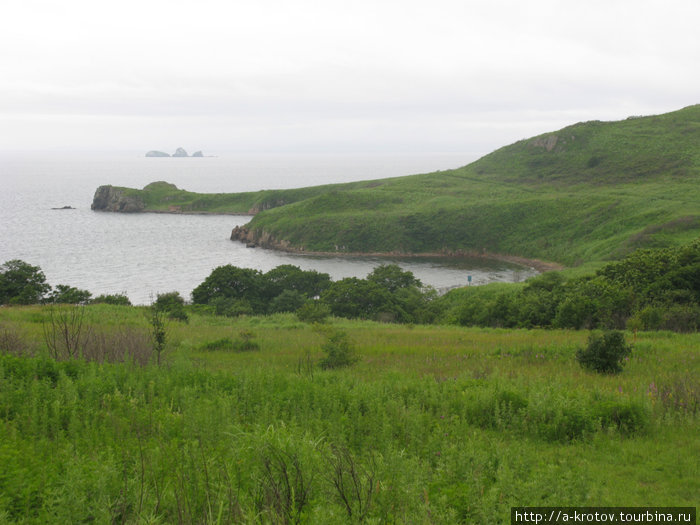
[0,151,536,304]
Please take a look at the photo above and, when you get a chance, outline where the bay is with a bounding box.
[0,151,537,304]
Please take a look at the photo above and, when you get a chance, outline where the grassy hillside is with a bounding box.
[1,305,698,522]
[106,180,346,214]
[97,105,700,266]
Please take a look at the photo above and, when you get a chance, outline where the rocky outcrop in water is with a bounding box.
[230,225,293,250]
[145,148,206,157]
[91,185,146,213]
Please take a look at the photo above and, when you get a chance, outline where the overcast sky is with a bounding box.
[1,0,698,154]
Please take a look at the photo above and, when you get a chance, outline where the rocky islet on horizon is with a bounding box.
[145,148,205,157]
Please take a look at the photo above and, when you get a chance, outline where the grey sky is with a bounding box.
[1,0,698,154]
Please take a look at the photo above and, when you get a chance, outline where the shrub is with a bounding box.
[318,328,357,369]
[593,399,650,435]
[83,326,152,365]
[154,291,188,322]
[234,330,260,352]
[296,300,330,323]
[42,305,91,360]
[576,331,632,374]
[269,289,306,313]
[91,293,132,306]
[211,297,254,317]
[47,284,92,305]
[0,323,33,356]
[660,305,700,332]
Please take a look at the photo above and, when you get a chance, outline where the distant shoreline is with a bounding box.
[235,240,561,272]
[92,207,557,272]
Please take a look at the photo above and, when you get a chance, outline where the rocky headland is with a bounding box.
[91,185,146,212]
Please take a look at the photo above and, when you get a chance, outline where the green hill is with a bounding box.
[94,105,700,266]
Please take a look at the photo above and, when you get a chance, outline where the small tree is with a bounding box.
[576,330,632,374]
[42,305,91,360]
[148,303,167,366]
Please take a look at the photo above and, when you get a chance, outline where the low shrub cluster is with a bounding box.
[576,330,632,374]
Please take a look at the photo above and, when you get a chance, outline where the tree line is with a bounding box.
[440,240,700,332]
[3,239,700,332]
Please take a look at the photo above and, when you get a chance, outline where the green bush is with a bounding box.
[269,289,306,313]
[576,331,632,374]
[318,328,357,369]
[48,284,92,305]
[593,400,650,435]
[91,293,131,306]
[234,330,260,352]
[211,297,254,317]
[296,300,330,323]
[198,337,236,352]
[154,291,188,322]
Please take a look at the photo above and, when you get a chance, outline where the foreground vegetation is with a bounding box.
[95,105,700,266]
[1,304,698,523]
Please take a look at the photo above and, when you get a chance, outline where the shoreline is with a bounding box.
[94,209,563,273]
[242,243,563,273]
[94,209,254,217]
[145,209,251,216]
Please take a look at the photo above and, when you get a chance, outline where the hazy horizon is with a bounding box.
[1,0,698,157]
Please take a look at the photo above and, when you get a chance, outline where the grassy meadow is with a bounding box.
[1,304,698,523]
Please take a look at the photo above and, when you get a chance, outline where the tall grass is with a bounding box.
[0,305,698,522]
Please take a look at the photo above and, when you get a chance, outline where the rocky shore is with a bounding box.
[230,225,561,272]
[91,185,145,212]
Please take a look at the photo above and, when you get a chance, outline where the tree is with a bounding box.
[269,289,306,313]
[148,302,167,366]
[321,278,393,319]
[263,265,332,300]
[191,265,265,312]
[154,291,188,322]
[48,284,92,305]
[367,264,421,293]
[0,260,50,305]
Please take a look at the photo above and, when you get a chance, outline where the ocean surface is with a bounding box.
[0,151,537,304]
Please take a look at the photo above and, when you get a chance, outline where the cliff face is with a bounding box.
[91,186,146,213]
[230,225,293,250]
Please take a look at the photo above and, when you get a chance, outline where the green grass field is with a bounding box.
[1,305,698,523]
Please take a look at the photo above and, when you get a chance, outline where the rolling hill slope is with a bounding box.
[93,105,700,266]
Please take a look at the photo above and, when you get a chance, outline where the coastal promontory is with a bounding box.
[95,105,700,267]
[91,185,146,212]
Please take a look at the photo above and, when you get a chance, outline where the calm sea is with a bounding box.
[0,151,537,304]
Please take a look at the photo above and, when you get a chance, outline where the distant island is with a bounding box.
[145,148,205,158]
